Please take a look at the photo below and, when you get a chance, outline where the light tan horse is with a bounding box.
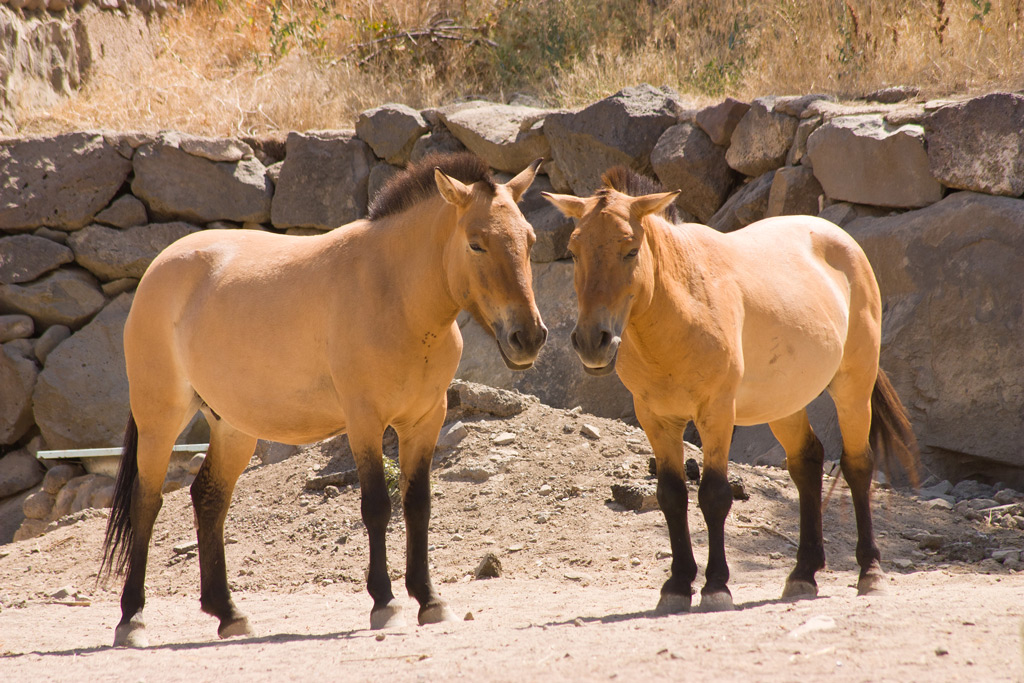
[101,153,547,646]
[544,167,916,613]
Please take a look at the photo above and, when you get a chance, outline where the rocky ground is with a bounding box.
[1,384,1022,681]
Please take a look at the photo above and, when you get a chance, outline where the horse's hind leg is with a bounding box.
[396,401,454,625]
[769,409,825,600]
[830,372,885,595]
[349,419,403,629]
[191,409,258,638]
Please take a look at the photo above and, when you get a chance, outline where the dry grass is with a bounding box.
[16,0,1024,137]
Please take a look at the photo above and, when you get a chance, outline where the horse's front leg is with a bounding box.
[636,406,697,614]
[695,400,737,612]
[351,423,403,629]
[396,400,454,625]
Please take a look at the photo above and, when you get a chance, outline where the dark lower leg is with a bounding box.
[403,459,441,611]
[657,468,697,599]
[786,436,826,589]
[359,461,395,610]
[698,469,733,597]
[191,466,246,630]
[118,483,162,630]
[841,454,882,583]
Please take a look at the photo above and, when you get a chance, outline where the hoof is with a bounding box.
[857,569,887,596]
[699,591,734,613]
[218,615,253,639]
[782,579,818,601]
[418,602,456,626]
[655,592,692,615]
[113,616,148,648]
[370,600,405,630]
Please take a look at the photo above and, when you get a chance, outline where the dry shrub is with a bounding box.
[15,0,1024,136]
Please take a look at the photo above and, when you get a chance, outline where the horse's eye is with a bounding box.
[568,250,578,261]
[469,243,486,253]
[625,248,640,260]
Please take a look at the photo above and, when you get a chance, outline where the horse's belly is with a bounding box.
[734,338,842,425]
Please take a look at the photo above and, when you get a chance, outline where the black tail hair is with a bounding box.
[100,413,139,580]
[870,368,920,488]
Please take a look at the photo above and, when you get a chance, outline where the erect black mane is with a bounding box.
[598,165,680,224]
[367,152,496,220]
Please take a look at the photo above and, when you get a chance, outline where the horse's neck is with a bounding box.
[629,217,708,339]
[339,198,461,332]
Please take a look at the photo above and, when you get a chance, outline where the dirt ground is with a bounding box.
[1,397,1022,682]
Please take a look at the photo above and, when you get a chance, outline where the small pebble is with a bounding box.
[492,432,516,446]
[535,512,550,524]
[474,552,502,579]
[580,424,601,440]
[173,541,199,555]
[324,485,341,498]
[464,612,474,621]
[375,634,386,642]
[539,484,553,496]
[630,557,641,566]
[935,646,949,656]
[452,533,464,541]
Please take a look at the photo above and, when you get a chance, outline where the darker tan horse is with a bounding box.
[544,167,917,613]
[101,153,547,646]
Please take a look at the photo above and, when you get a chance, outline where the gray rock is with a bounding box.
[0,235,74,284]
[67,222,199,280]
[100,278,138,298]
[725,98,799,177]
[806,115,943,208]
[447,380,534,418]
[22,489,55,520]
[766,165,823,217]
[439,103,550,173]
[93,194,149,228]
[454,262,634,419]
[847,193,1024,474]
[132,139,272,224]
[867,86,921,104]
[437,421,468,449]
[0,314,34,343]
[409,120,469,162]
[610,482,659,511]
[166,132,255,163]
[255,440,300,465]
[695,97,750,146]
[0,448,44,497]
[0,133,132,231]
[271,131,375,230]
[786,115,822,166]
[32,293,133,449]
[0,267,105,328]
[42,463,85,494]
[580,424,601,440]
[474,552,502,579]
[544,84,684,194]
[774,94,836,117]
[949,478,995,501]
[0,487,32,543]
[924,93,1024,196]
[651,123,736,222]
[305,468,359,490]
[0,343,38,444]
[995,489,1021,504]
[817,201,893,228]
[709,171,774,232]
[923,498,953,510]
[355,104,429,165]
[919,479,953,497]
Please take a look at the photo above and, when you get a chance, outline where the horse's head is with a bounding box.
[435,159,548,370]
[543,182,678,376]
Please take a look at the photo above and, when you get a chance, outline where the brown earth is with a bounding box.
[1,398,1022,681]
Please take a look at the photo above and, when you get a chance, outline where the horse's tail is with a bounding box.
[870,368,920,488]
[100,412,139,580]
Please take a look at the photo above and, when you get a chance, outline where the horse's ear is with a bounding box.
[629,191,681,221]
[505,158,543,203]
[541,192,587,218]
[435,168,473,207]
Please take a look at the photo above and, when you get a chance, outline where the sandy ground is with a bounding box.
[1,398,1022,681]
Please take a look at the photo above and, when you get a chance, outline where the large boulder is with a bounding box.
[651,123,736,222]
[766,166,824,218]
[709,171,774,232]
[694,97,750,146]
[845,192,1024,478]
[507,173,572,263]
[806,115,943,208]
[456,261,634,419]
[725,97,799,177]
[0,314,34,343]
[924,93,1024,197]
[0,267,105,328]
[355,103,429,165]
[0,448,44,497]
[32,293,133,449]
[0,133,132,231]
[132,136,272,224]
[93,194,149,228]
[271,131,375,230]
[544,84,685,195]
[0,234,74,284]
[0,343,38,443]
[67,222,200,281]
[438,103,550,173]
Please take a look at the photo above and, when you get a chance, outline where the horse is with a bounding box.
[100,153,548,646]
[543,167,917,613]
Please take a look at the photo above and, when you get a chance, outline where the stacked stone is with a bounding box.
[1,87,1023,544]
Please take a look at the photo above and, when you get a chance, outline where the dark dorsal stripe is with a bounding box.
[599,165,681,224]
[367,152,496,221]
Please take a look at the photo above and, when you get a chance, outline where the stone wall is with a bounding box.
[1,85,1023,536]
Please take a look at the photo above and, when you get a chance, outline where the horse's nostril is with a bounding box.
[509,329,524,351]
[570,330,580,351]
[599,330,611,348]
